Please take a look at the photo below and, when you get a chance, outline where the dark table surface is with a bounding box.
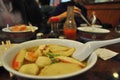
[0,27,120,80]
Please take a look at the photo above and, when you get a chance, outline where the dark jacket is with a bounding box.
[52,1,88,27]
[40,5,55,34]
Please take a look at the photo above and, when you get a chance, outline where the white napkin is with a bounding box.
[94,48,119,60]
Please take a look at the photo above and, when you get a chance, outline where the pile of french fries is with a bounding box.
[1,40,11,51]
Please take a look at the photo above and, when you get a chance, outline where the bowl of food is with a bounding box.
[2,24,38,43]
[2,39,97,80]
[77,27,110,41]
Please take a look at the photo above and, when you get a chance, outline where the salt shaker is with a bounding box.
[115,24,120,33]
[36,32,44,39]
[47,17,60,38]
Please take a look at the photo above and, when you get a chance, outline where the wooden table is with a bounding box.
[0,28,120,80]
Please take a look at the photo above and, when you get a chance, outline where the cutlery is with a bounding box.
[72,38,120,61]
[7,24,10,31]
[79,13,91,26]
[91,11,96,25]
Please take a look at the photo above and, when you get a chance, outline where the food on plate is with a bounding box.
[24,45,47,62]
[39,62,81,76]
[48,44,75,56]
[12,44,86,76]
[35,56,52,68]
[10,24,36,32]
[10,25,27,31]
[48,44,70,52]
[19,63,39,75]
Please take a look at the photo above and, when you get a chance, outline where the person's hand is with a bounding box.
[58,6,81,19]
[47,12,67,24]
[73,6,81,16]
[47,16,57,24]
[47,6,81,24]
[57,11,67,20]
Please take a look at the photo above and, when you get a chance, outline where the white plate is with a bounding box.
[77,27,110,34]
[2,26,38,33]
[90,24,102,28]
[80,24,102,28]
[2,39,97,79]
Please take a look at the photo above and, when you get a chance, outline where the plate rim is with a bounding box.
[2,26,38,33]
[77,27,110,34]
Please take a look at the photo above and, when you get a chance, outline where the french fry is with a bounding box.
[48,44,70,52]
[52,48,75,56]
[29,23,35,32]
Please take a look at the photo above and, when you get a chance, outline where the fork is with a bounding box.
[79,13,91,26]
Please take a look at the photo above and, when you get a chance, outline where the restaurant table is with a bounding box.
[0,27,120,80]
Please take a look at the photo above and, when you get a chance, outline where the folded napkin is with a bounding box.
[94,48,119,60]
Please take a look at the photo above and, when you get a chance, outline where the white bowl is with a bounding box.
[77,27,110,41]
[2,26,38,43]
[2,39,97,80]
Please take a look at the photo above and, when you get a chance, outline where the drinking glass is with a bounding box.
[47,17,60,38]
[115,24,120,33]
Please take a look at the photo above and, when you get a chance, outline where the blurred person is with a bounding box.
[0,0,42,30]
[38,0,55,34]
[39,0,55,17]
[48,0,88,28]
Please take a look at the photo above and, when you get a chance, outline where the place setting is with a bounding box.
[0,38,96,80]
[0,36,120,80]
[0,24,120,80]
[77,11,111,42]
[0,14,119,80]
